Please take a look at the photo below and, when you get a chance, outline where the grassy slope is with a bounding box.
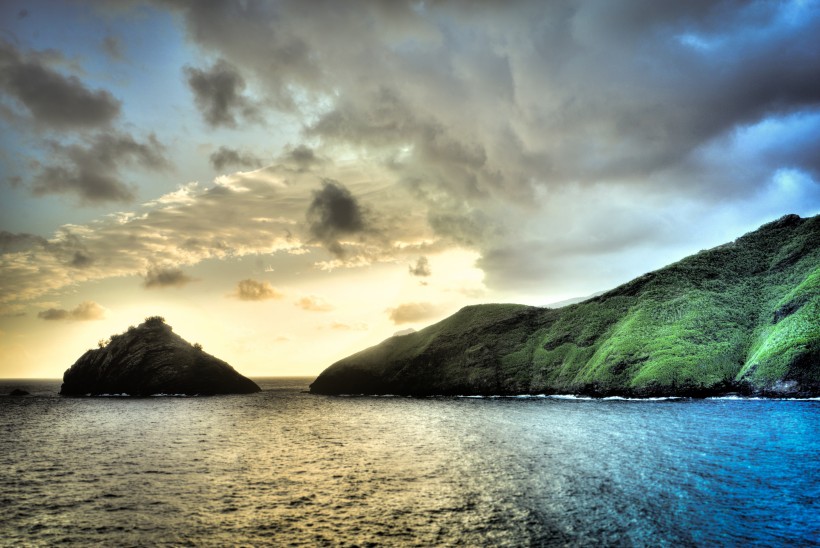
[310,214,820,396]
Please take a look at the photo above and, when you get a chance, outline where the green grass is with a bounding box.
[311,214,820,396]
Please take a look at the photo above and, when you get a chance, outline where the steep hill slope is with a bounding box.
[310,214,820,397]
[61,317,260,396]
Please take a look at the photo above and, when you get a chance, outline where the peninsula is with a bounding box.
[311,214,820,398]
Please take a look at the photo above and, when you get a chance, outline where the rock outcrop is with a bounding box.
[60,317,260,396]
[311,214,820,397]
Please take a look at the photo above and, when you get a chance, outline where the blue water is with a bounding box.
[1,378,818,546]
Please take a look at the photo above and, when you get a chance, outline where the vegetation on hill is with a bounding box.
[310,214,820,397]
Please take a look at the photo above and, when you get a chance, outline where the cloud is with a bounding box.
[0,231,47,253]
[102,36,124,61]
[295,295,334,312]
[210,146,263,171]
[143,266,195,289]
[30,132,169,204]
[2,0,816,316]
[306,179,365,257]
[184,58,260,127]
[0,159,435,316]
[409,256,431,277]
[44,229,97,269]
[0,40,121,129]
[168,0,320,110]
[38,301,106,321]
[287,145,320,170]
[386,302,441,325]
[425,209,507,252]
[276,145,325,172]
[328,321,368,331]
[0,167,331,311]
[70,250,94,268]
[234,279,283,301]
[0,40,171,207]
[37,309,69,321]
[161,0,820,292]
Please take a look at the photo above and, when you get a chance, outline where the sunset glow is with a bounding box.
[1,1,819,378]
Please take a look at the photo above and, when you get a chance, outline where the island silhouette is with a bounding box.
[60,316,260,396]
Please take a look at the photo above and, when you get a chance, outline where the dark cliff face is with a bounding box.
[60,318,260,396]
[310,214,820,397]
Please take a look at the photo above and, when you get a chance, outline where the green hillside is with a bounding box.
[310,214,820,397]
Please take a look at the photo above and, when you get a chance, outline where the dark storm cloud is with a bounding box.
[142,266,195,289]
[164,1,820,196]
[572,2,820,184]
[409,256,431,277]
[286,145,322,171]
[0,40,121,129]
[184,59,259,128]
[38,301,106,321]
[209,146,263,171]
[31,132,169,203]
[306,179,365,257]
[289,145,315,164]
[168,0,320,110]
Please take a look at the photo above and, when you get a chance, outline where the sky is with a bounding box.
[1,0,819,379]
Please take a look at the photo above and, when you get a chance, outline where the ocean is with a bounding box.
[1,377,818,546]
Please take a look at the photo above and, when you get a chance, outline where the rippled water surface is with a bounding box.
[1,378,818,546]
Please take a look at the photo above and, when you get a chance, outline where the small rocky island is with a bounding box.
[60,316,260,396]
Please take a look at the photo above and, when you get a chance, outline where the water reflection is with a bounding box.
[1,378,817,545]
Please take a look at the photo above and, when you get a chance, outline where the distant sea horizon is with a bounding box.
[6,376,820,400]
